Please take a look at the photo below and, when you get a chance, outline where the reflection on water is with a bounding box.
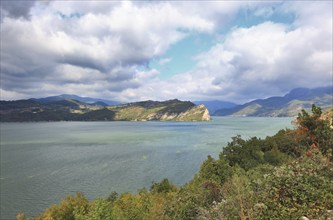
[0,117,292,219]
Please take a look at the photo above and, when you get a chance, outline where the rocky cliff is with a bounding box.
[112,99,210,121]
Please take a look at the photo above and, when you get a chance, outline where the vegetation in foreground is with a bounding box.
[17,105,333,220]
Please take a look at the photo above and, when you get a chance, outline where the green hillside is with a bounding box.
[0,99,210,122]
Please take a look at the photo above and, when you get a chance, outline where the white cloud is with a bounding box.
[0,1,214,100]
[0,1,332,102]
[125,1,332,102]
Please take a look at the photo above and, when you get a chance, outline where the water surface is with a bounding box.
[0,117,292,219]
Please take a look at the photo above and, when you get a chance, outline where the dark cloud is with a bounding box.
[1,0,36,19]
[108,81,140,92]
[61,57,108,74]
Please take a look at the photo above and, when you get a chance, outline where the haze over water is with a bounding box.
[1,117,292,219]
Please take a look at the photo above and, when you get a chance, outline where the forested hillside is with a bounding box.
[0,99,210,122]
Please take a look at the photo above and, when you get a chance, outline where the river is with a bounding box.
[0,117,293,219]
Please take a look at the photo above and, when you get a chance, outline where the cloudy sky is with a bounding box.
[1,1,332,103]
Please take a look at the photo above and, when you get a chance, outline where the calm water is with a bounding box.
[0,117,292,219]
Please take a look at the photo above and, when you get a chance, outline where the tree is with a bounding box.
[35,193,89,220]
[199,155,233,185]
[296,105,333,159]
[85,199,115,220]
[260,150,333,219]
[150,178,177,194]
[107,191,119,203]
[221,136,265,170]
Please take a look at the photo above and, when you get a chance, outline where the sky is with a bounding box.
[0,0,332,103]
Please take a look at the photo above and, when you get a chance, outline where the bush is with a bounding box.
[150,178,177,194]
[221,136,265,170]
[265,129,303,157]
[199,155,233,185]
[263,146,289,165]
[296,105,333,159]
[85,199,114,220]
[260,150,333,219]
[35,193,89,220]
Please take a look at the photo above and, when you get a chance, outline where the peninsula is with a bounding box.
[0,98,210,122]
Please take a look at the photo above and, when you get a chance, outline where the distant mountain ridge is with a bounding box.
[193,100,237,114]
[0,98,210,122]
[214,86,333,117]
[34,95,237,113]
[1,86,331,119]
[34,94,121,106]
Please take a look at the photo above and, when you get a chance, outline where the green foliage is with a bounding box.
[220,175,256,219]
[35,193,89,220]
[112,192,151,220]
[16,213,25,220]
[150,178,177,194]
[157,100,194,114]
[264,129,303,157]
[106,192,118,203]
[260,150,333,219]
[201,180,223,206]
[296,104,333,159]
[78,108,115,121]
[221,136,265,170]
[199,155,233,185]
[263,145,289,166]
[84,199,114,220]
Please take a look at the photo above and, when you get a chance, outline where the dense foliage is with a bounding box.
[18,105,333,220]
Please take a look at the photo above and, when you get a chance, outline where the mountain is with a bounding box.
[214,86,333,117]
[0,98,210,122]
[34,94,121,106]
[193,100,237,114]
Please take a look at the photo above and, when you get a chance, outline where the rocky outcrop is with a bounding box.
[114,100,210,121]
[150,104,210,121]
[175,104,210,121]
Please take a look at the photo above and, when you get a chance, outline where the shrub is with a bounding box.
[260,150,333,219]
[35,193,89,220]
[199,155,233,185]
[150,178,177,194]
